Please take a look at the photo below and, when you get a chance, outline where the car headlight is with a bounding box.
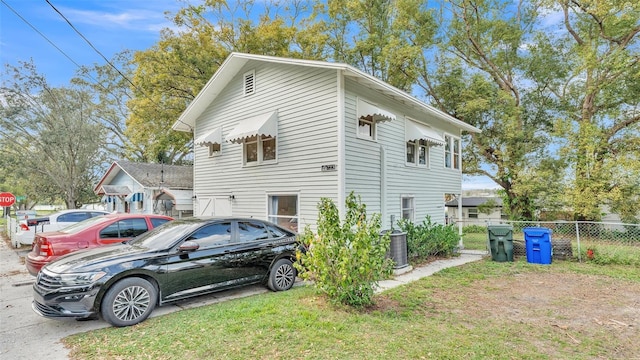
[58,271,107,286]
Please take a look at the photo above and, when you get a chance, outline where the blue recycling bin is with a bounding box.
[523,227,552,264]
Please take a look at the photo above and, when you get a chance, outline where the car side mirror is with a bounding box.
[179,240,199,252]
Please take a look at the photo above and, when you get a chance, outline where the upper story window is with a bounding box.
[357,98,395,141]
[244,135,276,164]
[243,70,255,96]
[406,139,430,167]
[444,135,461,170]
[405,119,443,167]
[195,127,223,157]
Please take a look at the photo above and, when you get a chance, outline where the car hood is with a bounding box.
[44,243,155,274]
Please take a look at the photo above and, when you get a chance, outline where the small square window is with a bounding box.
[468,208,478,219]
[358,117,374,139]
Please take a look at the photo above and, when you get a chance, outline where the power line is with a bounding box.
[44,0,139,92]
[2,0,194,132]
[1,0,85,72]
[44,0,194,132]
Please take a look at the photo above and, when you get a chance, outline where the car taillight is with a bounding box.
[20,223,30,231]
[39,239,54,257]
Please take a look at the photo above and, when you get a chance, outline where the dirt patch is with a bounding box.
[375,270,640,357]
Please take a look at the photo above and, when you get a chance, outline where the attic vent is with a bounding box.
[243,70,255,96]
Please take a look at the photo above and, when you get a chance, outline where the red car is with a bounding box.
[26,213,173,276]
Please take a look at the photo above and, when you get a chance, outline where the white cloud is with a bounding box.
[57,4,177,32]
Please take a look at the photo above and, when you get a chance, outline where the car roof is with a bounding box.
[100,213,174,220]
[52,209,110,215]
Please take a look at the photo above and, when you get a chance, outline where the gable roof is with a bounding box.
[446,197,503,208]
[172,52,481,134]
[93,161,193,194]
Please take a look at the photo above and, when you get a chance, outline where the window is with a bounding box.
[358,116,375,139]
[401,197,414,221]
[268,195,298,232]
[238,221,270,242]
[150,218,171,228]
[207,143,221,157]
[243,70,255,96]
[244,135,276,164]
[100,218,149,238]
[58,212,92,222]
[187,222,232,247]
[406,139,429,167]
[468,208,478,219]
[444,135,461,170]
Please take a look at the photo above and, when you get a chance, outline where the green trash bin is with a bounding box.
[487,225,514,262]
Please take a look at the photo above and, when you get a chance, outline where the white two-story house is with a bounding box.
[172,53,480,232]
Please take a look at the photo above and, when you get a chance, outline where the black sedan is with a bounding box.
[32,217,301,327]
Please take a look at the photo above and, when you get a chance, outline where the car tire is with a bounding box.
[100,277,157,327]
[267,258,296,292]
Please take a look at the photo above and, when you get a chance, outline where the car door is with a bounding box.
[96,218,149,246]
[161,221,237,302]
[231,220,277,280]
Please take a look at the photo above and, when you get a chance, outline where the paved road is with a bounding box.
[0,233,485,359]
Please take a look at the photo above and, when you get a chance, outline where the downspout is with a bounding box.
[337,70,346,219]
[380,145,387,230]
[457,193,464,249]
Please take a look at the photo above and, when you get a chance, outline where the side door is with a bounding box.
[162,221,236,302]
[96,218,149,246]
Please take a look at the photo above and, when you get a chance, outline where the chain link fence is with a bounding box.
[453,219,640,265]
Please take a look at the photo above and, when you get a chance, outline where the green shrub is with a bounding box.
[397,216,459,262]
[462,224,486,234]
[295,192,392,307]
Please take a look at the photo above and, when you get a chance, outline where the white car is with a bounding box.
[16,209,109,245]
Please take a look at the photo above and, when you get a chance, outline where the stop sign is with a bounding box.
[0,192,16,207]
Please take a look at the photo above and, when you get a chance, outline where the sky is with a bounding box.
[0,0,499,191]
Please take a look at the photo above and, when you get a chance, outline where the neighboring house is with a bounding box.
[94,161,194,218]
[172,53,480,232]
[445,196,505,226]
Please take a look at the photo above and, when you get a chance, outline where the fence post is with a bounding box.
[575,222,582,262]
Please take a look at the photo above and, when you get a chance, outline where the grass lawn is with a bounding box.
[64,258,640,359]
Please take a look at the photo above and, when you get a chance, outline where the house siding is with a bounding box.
[192,62,340,230]
[344,78,463,226]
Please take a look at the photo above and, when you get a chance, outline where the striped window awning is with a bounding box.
[101,195,116,203]
[126,192,144,202]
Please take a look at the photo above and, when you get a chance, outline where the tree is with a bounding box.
[407,0,565,220]
[125,0,328,164]
[0,61,108,208]
[535,0,640,221]
[72,51,140,162]
[320,0,437,91]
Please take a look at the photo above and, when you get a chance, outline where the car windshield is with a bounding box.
[127,220,205,250]
[58,215,111,234]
